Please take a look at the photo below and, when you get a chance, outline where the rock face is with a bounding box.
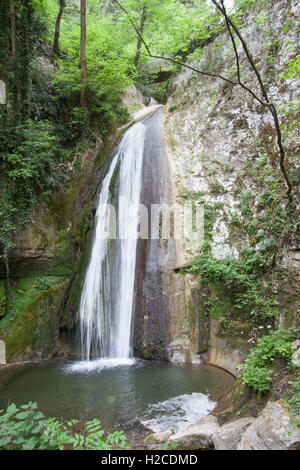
[0,88,153,362]
[0,340,5,364]
[0,80,6,104]
[213,417,255,450]
[1,0,299,367]
[291,340,300,366]
[209,319,247,377]
[168,415,220,450]
[162,0,299,368]
[237,402,300,450]
[144,428,175,444]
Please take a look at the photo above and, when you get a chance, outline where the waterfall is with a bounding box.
[79,122,146,361]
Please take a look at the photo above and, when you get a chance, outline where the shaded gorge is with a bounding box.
[0,107,235,447]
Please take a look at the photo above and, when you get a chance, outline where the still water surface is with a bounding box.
[0,359,234,433]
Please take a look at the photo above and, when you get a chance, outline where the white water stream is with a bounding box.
[79,123,146,361]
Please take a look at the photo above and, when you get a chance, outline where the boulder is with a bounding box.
[291,340,300,366]
[237,402,300,450]
[0,80,6,104]
[213,417,255,450]
[168,415,220,450]
[144,428,175,444]
[0,340,5,364]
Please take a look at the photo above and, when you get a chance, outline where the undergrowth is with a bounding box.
[237,327,299,396]
[0,401,130,450]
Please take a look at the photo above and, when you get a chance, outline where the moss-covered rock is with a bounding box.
[2,278,69,362]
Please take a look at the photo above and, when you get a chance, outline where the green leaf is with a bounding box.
[0,437,10,447]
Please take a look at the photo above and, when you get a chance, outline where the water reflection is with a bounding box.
[0,359,234,432]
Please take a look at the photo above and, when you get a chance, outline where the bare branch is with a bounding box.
[211,0,270,104]
[113,0,152,56]
[218,1,269,106]
[113,0,292,196]
[140,52,238,85]
[113,0,237,85]
[211,0,292,196]
[220,1,241,83]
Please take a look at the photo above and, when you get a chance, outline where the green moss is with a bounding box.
[48,190,72,230]
[49,231,74,277]
[0,272,66,331]
[140,341,158,359]
[31,226,49,250]
[0,113,145,361]
[3,280,69,361]
[109,161,121,195]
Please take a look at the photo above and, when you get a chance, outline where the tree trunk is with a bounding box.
[10,0,18,123]
[80,0,87,109]
[0,1,10,129]
[134,4,146,68]
[10,0,16,59]
[53,0,65,56]
[18,0,32,123]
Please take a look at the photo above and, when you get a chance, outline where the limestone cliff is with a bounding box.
[0,0,299,371]
[0,88,148,362]
[161,0,299,374]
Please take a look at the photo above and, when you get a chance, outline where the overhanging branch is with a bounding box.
[113,0,292,196]
[212,0,292,196]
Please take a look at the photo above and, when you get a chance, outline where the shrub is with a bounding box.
[0,402,130,450]
[238,328,298,395]
[189,253,279,325]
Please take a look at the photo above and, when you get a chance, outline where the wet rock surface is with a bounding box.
[168,415,220,450]
[237,402,300,450]
[291,340,300,366]
[212,417,255,450]
[144,428,175,444]
[163,0,300,369]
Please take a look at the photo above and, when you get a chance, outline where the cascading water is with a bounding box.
[79,122,146,362]
[0,107,235,443]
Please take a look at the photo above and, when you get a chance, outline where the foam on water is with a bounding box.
[65,357,136,374]
[140,392,216,433]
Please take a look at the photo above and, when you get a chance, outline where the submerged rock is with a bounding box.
[140,392,216,434]
[237,402,300,450]
[168,415,220,450]
[212,417,255,450]
[144,428,175,444]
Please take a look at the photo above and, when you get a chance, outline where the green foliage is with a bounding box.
[188,165,298,323]
[279,99,300,140]
[1,0,134,260]
[53,10,133,132]
[282,53,300,80]
[161,441,178,450]
[0,402,130,450]
[254,10,269,27]
[189,249,279,327]
[73,419,129,451]
[6,120,62,186]
[122,0,219,62]
[0,119,63,258]
[168,104,178,113]
[238,328,298,395]
[286,378,300,427]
